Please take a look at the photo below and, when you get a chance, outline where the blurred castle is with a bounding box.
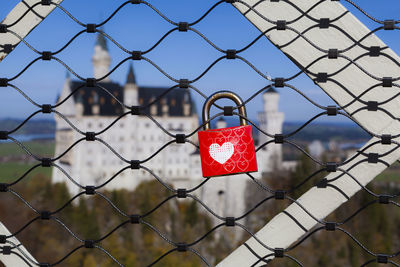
[52,33,286,220]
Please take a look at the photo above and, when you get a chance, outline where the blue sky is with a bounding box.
[0,0,399,123]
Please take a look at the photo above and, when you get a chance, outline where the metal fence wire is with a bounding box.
[0,0,400,266]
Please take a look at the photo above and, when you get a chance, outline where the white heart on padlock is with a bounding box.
[209,142,234,164]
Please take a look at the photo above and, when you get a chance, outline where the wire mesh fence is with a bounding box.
[0,0,400,266]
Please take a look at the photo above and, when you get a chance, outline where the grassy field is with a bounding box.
[0,163,53,183]
[0,141,55,183]
[0,141,55,157]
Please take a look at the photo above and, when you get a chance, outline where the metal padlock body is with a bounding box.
[198,91,258,178]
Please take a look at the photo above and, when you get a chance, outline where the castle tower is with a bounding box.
[216,117,227,129]
[124,64,138,107]
[56,72,76,120]
[258,87,284,171]
[92,33,111,81]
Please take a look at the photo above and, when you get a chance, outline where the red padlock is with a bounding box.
[198,91,258,177]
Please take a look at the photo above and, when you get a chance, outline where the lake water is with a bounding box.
[1,133,55,143]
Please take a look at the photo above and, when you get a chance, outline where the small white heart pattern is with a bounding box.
[209,142,234,164]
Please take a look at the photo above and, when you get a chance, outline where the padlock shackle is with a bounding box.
[202,91,247,130]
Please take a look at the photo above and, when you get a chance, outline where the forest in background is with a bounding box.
[0,146,399,266]
[245,153,400,267]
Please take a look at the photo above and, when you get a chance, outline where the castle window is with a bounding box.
[145,123,150,128]
[93,92,99,104]
[150,103,157,115]
[88,122,92,128]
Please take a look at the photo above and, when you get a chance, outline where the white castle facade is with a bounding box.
[52,34,285,220]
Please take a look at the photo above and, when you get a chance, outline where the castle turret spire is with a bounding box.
[263,86,279,112]
[258,86,284,169]
[126,64,136,84]
[92,32,111,80]
[124,64,139,107]
[96,33,108,51]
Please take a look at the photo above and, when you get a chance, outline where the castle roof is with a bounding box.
[96,33,108,51]
[191,148,200,155]
[265,86,278,94]
[126,64,136,84]
[139,86,196,117]
[71,81,196,117]
[72,81,123,116]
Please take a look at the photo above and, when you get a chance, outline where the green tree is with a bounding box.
[184,200,198,227]
[74,198,100,239]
